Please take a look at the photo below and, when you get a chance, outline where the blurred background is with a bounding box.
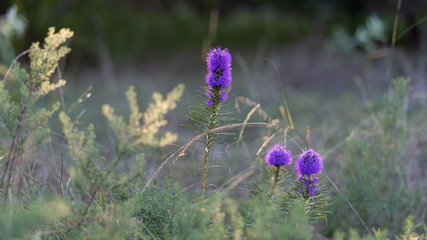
[1,0,426,139]
[2,0,427,83]
[2,0,427,75]
[1,0,427,116]
[1,0,427,236]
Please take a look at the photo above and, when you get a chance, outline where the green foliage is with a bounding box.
[0,82,19,137]
[186,88,236,135]
[172,192,315,240]
[326,77,425,236]
[82,197,141,240]
[249,165,291,199]
[281,178,332,221]
[1,27,72,138]
[0,27,72,201]
[174,192,227,240]
[134,177,190,239]
[333,216,427,240]
[385,77,410,144]
[59,111,101,189]
[54,39,186,239]
[398,216,427,240]
[247,198,314,240]
[58,69,186,240]
[186,87,237,199]
[0,198,69,239]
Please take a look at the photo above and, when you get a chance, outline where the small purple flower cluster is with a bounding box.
[265,144,292,167]
[265,146,324,197]
[206,47,232,88]
[295,149,323,176]
[295,149,323,197]
[299,176,319,197]
[205,47,232,105]
[204,87,229,106]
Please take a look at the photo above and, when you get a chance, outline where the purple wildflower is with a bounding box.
[205,87,213,106]
[302,176,318,186]
[204,87,229,106]
[206,47,232,89]
[295,149,323,176]
[299,176,319,196]
[295,149,323,197]
[265,144,292,167]
[219,89,228,102]
[307,185,319,196]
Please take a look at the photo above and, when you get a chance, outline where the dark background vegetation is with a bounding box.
[2,0,427,61]
[2,0,427,99]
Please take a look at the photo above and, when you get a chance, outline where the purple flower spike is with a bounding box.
[206,47,232,89]
[205,87,214,106]
[204,87,229,106]
[219,89,228,102]
[295,149,323,176]
[299,176,319,196]
[265,144,292,167]
[307,184,319,196]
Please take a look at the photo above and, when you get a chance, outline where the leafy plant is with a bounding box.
[0,27,73,200]
[326,77,425,236]
[134,177,190,239]
[102,84,184,159]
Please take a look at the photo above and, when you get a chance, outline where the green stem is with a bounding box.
[201,87,221,201]
[269,166,280,198]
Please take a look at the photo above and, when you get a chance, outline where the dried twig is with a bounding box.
[143,122,276,192]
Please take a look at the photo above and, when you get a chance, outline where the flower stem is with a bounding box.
[269,165,280,198]
[202,87,220,200]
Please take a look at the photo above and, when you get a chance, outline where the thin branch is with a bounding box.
[396,14,427,41]
[256,129,283,156]
[60,153,64,190]
[236,103,260,144]
[2,49,31,85]
[57,66,66,112]
[142,122,276,193]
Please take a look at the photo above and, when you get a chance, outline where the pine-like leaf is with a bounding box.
[280,178,332,221]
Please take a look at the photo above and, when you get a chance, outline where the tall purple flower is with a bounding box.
[295,149,323,197]
[295,149,323,176]
[200,47,232,200]
[265,144,292,167]
[206,47,232,88]
[205,47,232,105]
